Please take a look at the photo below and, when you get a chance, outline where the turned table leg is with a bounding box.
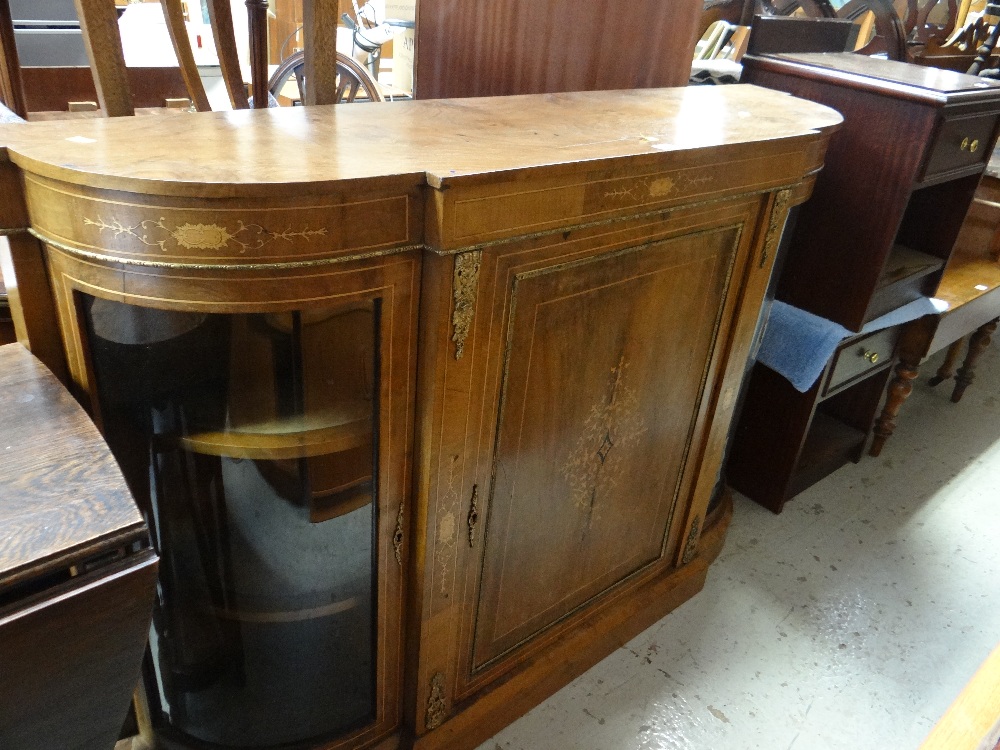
[928,338,965,387]
[870,360,920,457]
[952,318,999,403]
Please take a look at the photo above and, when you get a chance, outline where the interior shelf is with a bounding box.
[789,411,867,497]
[877,244,944,290]
[865,244,947,322]
[209,596,362,624]
[176,399,372,459]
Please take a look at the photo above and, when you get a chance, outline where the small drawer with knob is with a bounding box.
[822,326,899,397]
[921,113,998,182]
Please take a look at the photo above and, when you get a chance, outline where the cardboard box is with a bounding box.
[385,0,415,22]
[392,26,415,96]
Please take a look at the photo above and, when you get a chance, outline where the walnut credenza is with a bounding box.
[0,87,840,750]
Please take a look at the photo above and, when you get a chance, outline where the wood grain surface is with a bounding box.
[303,0,341,106]
[0,86,842,198]
[921,641,1000,750]
[73,0,134,117]
[732,51,1000,511]
[744,53,1000,332]
[159,0,211,112]
[206,0,250,109]
[19,66,189,114]
[0,344,144,590]
[756,51,1000,103]
[0,0,26,119]
[0,553,157,750]
[413,0,702,99]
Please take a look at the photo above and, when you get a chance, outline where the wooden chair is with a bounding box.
[71,0,258,116]
[698,0,908,59]
[0,0,263,117]
[903,0,963,45]
[1,0,222,116]
[784,0,910,59]
[0,0,25,118]
[909,2,1000,72]
[268,50,385,105]
[3,1,359,117]
[871,154,1000,455]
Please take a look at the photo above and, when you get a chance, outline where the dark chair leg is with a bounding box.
[928,338,964,386]
[952,318,999,403]
[870,360,920,457]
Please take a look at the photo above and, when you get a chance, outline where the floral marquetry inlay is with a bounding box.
[602,171,714,203]
[83,216,327,254]
[562,356,648,528]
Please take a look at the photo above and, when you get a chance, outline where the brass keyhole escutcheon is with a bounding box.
[862,349,879,364]
[971,139,980,153]
[962,137,970,151]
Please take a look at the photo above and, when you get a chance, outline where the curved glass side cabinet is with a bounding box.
[82,300,380,747]
[39,235,419,749]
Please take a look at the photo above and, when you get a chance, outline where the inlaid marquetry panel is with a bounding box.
[426,140,829,251]
[23,174,421,265]
[468,224,741,670]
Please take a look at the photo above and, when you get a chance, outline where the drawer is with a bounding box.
[823,327,898,396]
[922,113,998,182]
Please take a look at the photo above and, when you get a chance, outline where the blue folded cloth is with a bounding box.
[757,297,939,392]
[757,301,850,392]
[858,296,941,333]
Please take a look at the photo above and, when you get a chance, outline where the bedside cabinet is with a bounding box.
[728,52,1000,512]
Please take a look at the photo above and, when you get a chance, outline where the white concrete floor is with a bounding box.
[480,343,1000,750]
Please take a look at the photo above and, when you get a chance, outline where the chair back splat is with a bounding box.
[207,0,250,109]
[73,0,134,116]
[159,0,211,112]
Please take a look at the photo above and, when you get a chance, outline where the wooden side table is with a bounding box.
[0,343,157,750]
[871,155,1000,455]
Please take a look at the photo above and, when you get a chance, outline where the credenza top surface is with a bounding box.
[0,85,841,198]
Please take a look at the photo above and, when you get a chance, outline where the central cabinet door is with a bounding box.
[471,222,739,668]
[417,195,773,710]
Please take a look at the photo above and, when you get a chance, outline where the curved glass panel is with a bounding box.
[82,297,379,748]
